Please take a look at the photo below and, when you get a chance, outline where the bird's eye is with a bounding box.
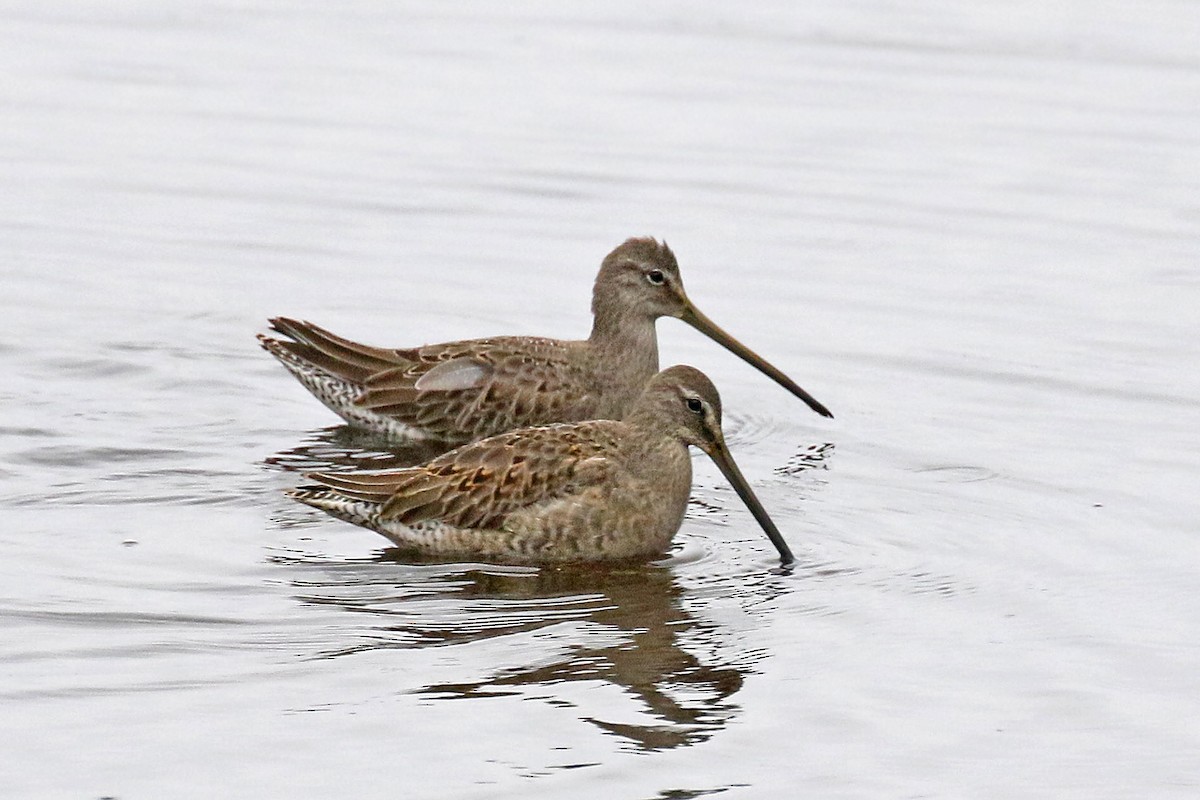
[686,397,704,414]
[645,269,665,285]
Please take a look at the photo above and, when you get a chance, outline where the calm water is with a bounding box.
[3,2,1199,797]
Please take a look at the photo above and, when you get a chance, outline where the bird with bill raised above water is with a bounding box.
[259,237,832,445]
[288,365,797,566]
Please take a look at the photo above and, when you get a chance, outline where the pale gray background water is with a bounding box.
[2,2,1198,798]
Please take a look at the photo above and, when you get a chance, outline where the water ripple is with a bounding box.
[0,608,250,628]
[775,442,836,476]
[13,444,186,467]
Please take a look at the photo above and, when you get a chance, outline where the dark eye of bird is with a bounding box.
[686,397,703,413]
[646,269,665,285]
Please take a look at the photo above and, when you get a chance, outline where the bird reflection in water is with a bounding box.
[265,425,448,474]
[416,565,746,751]
[283,556,770,752]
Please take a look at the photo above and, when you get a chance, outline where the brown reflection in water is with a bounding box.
[291,560,758,752]
[264,425,450,473]
[418,566,744,751]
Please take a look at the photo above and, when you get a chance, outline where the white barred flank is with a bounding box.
[287,487,457,549]
[260,335,435,441]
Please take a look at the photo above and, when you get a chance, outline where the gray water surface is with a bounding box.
[2,2,1199,798]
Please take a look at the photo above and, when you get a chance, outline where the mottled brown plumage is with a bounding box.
[288,366,796,565]
[259,237,831,445]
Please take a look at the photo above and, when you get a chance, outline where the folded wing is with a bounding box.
[304,421,624,530]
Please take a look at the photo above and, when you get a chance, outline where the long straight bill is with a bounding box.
[680,303,833,419]
[706,441,796,566]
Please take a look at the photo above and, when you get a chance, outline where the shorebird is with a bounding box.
[288,365,797,565]
[259,237,831,445]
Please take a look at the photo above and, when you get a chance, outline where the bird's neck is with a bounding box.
[588,305,659,370]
